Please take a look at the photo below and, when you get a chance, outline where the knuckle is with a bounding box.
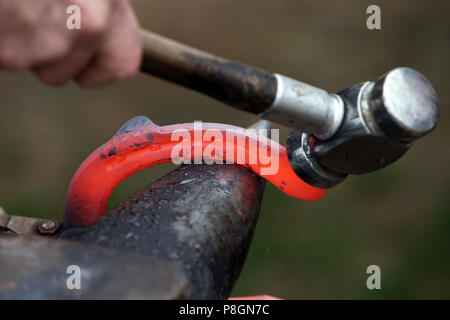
[115,60,140,81]
[81,21,105,40]
[34,68,69,87]
[76,1,109,38]
[114,47,142,81]
[112,0,128,8]
[76,37,142,87]
[34,33,72,64]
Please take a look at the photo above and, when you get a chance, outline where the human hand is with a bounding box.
[0,0,142,87]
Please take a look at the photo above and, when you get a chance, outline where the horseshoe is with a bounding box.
[63,116,326,226]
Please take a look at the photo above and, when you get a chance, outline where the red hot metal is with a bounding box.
[63,116,325,226]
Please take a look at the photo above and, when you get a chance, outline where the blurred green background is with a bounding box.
[0,0,449,299]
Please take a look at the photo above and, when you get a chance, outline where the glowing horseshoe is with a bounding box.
[64,116,326,226]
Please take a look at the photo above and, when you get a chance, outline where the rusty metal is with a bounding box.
[0,234,189,299]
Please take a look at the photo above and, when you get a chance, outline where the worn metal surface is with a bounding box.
[0,206,60,236]
[60,162,266,299]
[368,67,440,141]
[0,234,189,299]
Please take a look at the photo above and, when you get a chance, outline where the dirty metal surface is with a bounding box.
[0,206,60,236]
[60,163,266,299]
[0,234,189,299]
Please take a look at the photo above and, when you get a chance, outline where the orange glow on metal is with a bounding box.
[64,119,326,226]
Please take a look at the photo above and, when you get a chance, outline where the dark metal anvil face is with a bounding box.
[58,164,266,299]
[0,234,189,299]
[0,163,266,299]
